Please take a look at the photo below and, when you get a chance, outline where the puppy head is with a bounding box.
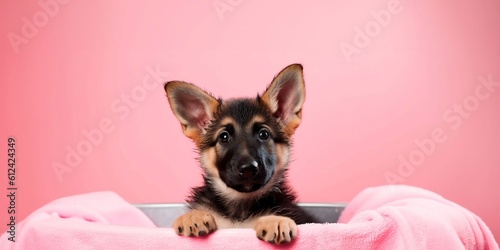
[164,64,305,198]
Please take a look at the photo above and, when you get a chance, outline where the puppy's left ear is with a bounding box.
[261,64,305,136]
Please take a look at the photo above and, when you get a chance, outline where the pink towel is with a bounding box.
[1,185,498,249]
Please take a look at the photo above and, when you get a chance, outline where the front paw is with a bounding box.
[254,215,297,245]
[172,210,217,237]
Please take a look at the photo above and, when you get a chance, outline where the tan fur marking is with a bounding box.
[183,127,204,146]
[274,144,290,172]
[246,116,266,129]
[219,117,236,127]
[211,177,267,201]
[200,148,219,178]
[282,115,302,137]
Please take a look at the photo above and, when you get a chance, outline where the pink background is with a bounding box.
[1,0,499,239]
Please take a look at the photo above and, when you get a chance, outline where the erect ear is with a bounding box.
[261,64,306,136]
[164,81,220,145]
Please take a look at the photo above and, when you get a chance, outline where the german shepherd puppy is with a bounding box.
[164,64,316,245]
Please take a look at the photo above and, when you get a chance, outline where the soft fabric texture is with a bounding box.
[1,185,498,249]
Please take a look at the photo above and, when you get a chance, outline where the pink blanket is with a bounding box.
[1,185,498,249]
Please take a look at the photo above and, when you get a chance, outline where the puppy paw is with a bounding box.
[172,210,217,237]
[254,215,297,245]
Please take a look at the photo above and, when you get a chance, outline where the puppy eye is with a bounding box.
[218,131,231,143]
[258,128,270,141]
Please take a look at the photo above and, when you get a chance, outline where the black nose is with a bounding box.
[238,160,259,179]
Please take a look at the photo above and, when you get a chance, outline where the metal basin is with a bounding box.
[135,203,347,228]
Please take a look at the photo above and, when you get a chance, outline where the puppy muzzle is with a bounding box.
[228,155,271,193]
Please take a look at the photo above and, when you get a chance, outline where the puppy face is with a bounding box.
[164,64,305,197]
[199,99,288,193]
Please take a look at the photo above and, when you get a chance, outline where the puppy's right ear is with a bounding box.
[164,81,220,145]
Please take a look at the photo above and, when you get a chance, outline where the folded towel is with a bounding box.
[1,185,497,249]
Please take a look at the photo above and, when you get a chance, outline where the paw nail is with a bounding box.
[262,230,267,237]
[198,230,206,236]
[177,227,183,233]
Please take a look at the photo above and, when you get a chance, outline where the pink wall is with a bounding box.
[1,0,499,239]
